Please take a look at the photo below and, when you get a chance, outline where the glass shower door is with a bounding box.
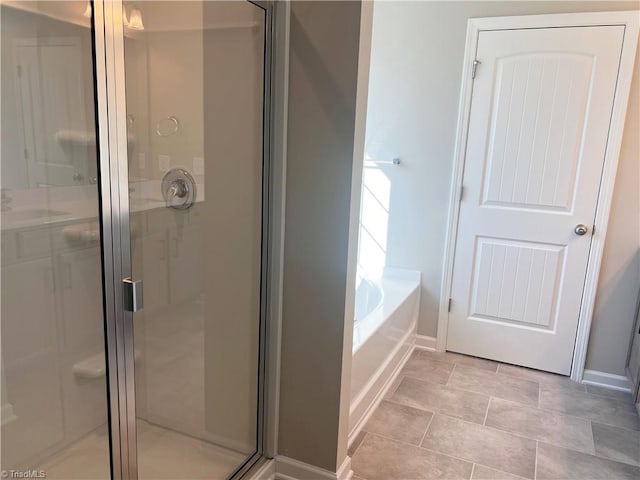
[116,1,270,478]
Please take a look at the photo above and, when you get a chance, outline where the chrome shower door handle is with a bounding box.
[123,278,143,312]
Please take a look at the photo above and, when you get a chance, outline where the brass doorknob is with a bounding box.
[574,224,589,236]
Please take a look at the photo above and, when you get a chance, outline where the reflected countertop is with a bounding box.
[0,180,205,231]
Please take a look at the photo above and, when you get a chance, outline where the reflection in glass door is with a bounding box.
[1,2,111,478]
[115,0,270,478]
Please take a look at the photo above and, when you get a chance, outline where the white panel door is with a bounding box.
[447,25,625,374]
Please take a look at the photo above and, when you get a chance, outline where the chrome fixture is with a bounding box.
[574,224,589,236]
[127,7,145,31]
[162,168,196,210]
[123,278,143,312]
[83,1,92,19]
[364,155,401,167]
[122,4,145,31]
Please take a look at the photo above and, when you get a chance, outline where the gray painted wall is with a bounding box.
[365,1,640,376]
[279,1,362,470]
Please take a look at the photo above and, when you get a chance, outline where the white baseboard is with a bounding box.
[415,334,437,351]
[275,455,352,480]
[582,369,632,392]
[336,456,353,480]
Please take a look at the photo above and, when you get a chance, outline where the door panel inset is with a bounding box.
[470,238,565,329]
[483,53,593,211]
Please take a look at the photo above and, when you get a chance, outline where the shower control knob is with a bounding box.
[574,224,589,236]
[161,168,197,210]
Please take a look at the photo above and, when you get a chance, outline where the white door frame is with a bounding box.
[437,11,639,382]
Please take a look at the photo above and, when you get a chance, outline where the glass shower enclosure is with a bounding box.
[1,1,273,478]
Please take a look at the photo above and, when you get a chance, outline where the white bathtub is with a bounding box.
[349,268,420,440]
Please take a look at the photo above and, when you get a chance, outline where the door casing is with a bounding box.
[91,1,286,478]
[437,11,639,382]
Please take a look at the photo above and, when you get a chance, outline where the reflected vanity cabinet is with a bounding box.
[0,205,204,468]
[1,220,104,467]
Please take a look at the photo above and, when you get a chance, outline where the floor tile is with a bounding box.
[539,384,640,431]
[421,414,536,479]
[402,350,454,384]
[348,430,366,457]
[351,433,473,480]
[485,398,594,453]
[592,422,640,466]
[537,441,640,479]
[496,364,585,392]
[421,350,498,372]
[471,464,527,480]
[447,365,539,407]
[356,356,640,480]
[364,400,433,445]
[389,376,490,424]
[586,385,634,403]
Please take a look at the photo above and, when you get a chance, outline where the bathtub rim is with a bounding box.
[354,276,385,325]
[352,268,420,354]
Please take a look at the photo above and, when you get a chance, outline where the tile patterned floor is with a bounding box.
[350,350,640,480]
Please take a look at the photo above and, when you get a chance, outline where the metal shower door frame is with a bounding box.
[92,1,277,478]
